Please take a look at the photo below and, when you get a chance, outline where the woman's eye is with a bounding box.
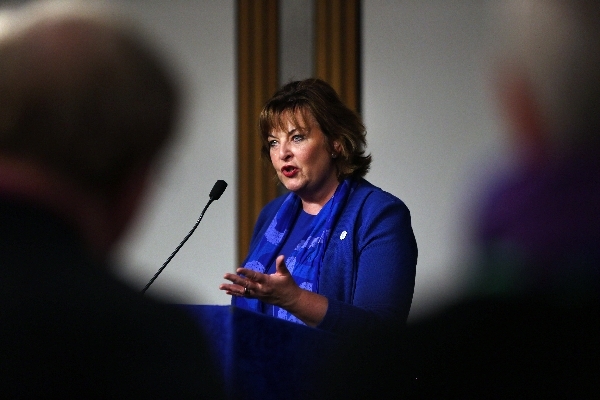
[292,135,304,143]
[268,140,278,147]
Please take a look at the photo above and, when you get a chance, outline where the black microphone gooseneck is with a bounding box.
[141,180,228,295]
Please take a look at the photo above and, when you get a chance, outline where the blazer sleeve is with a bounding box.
[317,190,418,334]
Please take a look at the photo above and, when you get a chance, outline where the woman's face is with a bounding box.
[268,110,340,207]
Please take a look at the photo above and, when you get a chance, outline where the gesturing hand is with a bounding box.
[219,255,302,309]
[219,255,329,327]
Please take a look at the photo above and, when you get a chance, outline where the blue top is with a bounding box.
[236,178,418,334]
[263,210,316,318]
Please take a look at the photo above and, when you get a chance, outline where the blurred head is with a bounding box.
[0,0,179,199]
[259,78,371,180]
[493,0,600,156]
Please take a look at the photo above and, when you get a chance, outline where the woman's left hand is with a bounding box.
[219,255,301,309]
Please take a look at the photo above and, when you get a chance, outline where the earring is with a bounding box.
[331,152,337,158]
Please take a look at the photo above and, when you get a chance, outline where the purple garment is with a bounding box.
[475,146,600,294]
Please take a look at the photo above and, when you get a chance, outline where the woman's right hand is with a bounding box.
[219,255,329,327]
[219,255,300,307]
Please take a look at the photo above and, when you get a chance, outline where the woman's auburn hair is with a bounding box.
[258,78,371,179]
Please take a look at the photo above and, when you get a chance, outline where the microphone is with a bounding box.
[141,180,228,295]
[209,179,227,200]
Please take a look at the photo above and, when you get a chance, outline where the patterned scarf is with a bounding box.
[234,178,355,324]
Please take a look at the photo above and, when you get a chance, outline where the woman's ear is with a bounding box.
[332,140,342,154]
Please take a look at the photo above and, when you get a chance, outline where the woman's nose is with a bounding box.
[279,141,292,160]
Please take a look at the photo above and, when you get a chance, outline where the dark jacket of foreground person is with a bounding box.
[0,199,225,398]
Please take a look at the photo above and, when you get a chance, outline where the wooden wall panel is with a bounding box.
[315,0,361,112]
[237,0,279,264]
[236,0,360,265]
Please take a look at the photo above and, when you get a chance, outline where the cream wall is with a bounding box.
[362,1,506,318]
[119,1,509,319]
[113,0,237,304]
[1,0,507,318]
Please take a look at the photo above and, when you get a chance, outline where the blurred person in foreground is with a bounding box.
[325,0,600,398]
[220,79,417,334]
[0,1,223,397]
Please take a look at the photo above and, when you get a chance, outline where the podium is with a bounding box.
[180,305,337,399]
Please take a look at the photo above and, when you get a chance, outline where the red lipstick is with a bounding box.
[281,165,298,178]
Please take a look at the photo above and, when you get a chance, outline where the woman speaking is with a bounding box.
[220,79,417,334]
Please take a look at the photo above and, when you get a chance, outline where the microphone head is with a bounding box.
[209,180,228,200]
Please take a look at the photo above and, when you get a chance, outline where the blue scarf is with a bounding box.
[234,179,355,324]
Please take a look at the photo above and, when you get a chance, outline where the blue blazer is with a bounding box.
[240,179,417,334]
